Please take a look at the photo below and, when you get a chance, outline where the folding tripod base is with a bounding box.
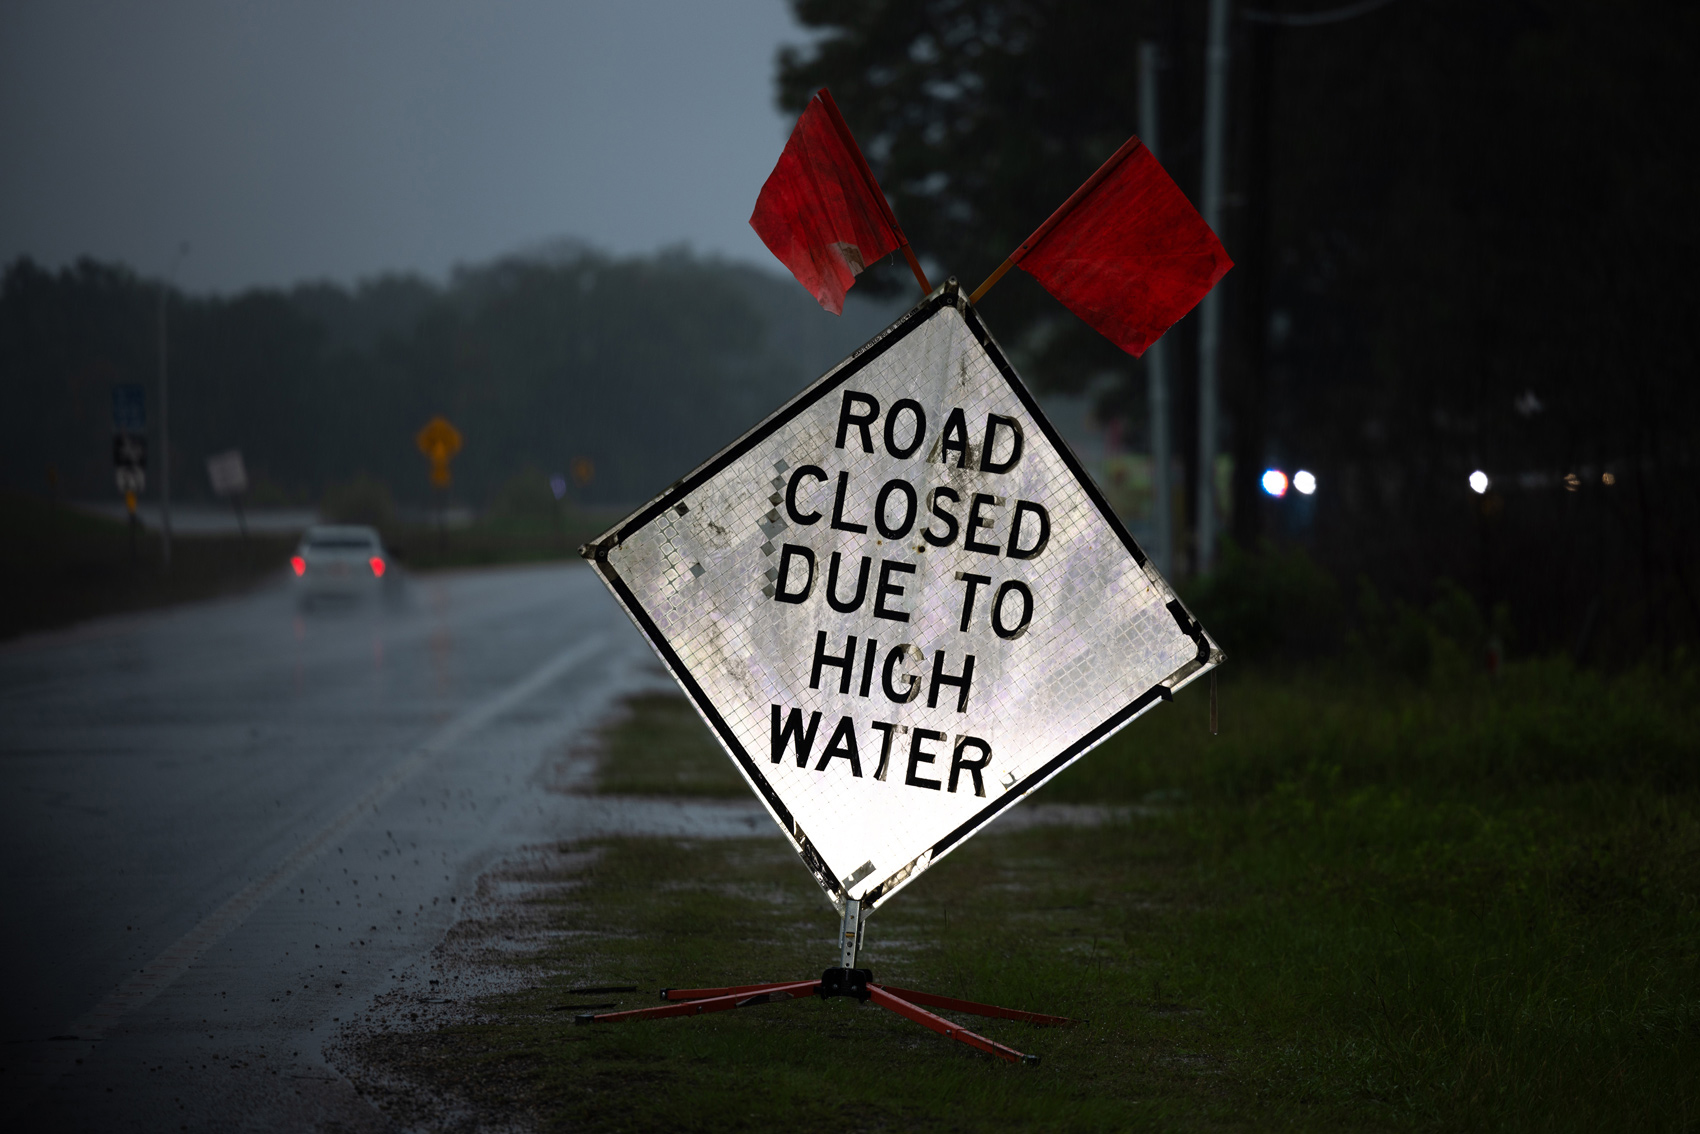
[574,967,1073,1065]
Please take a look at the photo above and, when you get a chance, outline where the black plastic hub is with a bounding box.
[817,966,872,1001]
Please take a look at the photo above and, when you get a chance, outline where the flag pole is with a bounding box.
[969,136,1147,305]
[898,244,933,295]
[968,259,1014,305]
[816,90,932,297]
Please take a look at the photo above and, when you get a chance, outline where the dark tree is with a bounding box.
[779,0,1700,657]
[1,250,898,513]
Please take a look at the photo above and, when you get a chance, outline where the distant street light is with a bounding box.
[159,241,189,569]
[1470,470,1490,495]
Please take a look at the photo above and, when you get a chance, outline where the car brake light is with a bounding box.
[291,556,306,576]
[370,557,386,578]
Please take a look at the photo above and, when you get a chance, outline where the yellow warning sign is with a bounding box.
[415,416,463,488]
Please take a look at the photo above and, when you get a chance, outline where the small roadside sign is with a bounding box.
[112,433,147,472]
[583,283,1219,915]
[207,449,251,536]
[112,385,147,506]
[206,450,248,497]
[111,384,146,434]
[415,416,462,459]
[416,416,462,488]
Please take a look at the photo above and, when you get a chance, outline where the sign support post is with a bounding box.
[112,385,148,567]
[127,491,139,565]
[839,896,864,969]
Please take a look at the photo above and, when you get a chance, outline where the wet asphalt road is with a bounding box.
[0,563,657,1130]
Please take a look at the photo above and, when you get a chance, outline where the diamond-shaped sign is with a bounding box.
[583,283,1219,913]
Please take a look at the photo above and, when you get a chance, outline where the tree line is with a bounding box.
[1,245,897,514]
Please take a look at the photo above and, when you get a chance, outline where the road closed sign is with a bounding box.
[583,283,1219,912]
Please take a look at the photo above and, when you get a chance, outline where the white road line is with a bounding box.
[67,632,609,1043]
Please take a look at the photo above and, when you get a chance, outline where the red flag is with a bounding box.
[750,90,912,315]
[996,137,1231,357]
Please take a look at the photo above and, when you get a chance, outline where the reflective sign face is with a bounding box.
[584,285,1218,912]
[206,449,248,497]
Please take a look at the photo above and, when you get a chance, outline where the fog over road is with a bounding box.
[0,563,664,1128]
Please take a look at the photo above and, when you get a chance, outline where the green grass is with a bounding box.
[353,664,1700,1132]
[382,510,620,571]
[1045,657,1700,805]
[0,491,296,640]
[593,691,750,797]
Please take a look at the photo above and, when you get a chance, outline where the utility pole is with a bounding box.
[1196,0,1231,575]
[158,242,188,569]
[1139,40,1174,578]
[1233,17,1276,551]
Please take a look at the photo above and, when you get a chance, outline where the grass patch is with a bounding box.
[1044,658,1700,805]
[356,665,1700,1132]
[593,692,749,797]
[382,511,621,571]
[0,491,295,640]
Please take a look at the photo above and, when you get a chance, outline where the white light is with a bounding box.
[1469,470,1490,494]
[1261,469,1288,497]
[1293,470,1316,496]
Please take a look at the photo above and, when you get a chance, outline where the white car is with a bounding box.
[291,524,392,602]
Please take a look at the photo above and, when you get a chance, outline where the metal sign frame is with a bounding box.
[583,280,1219,914]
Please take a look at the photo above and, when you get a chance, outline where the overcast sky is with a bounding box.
[0,1,810,293]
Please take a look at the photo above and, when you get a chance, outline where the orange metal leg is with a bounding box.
[866,985,1039,1065]
[576,979,819,1025]
[575,968,1060,1066]
[660,981,813,1002]
[874,984,1074,1027]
